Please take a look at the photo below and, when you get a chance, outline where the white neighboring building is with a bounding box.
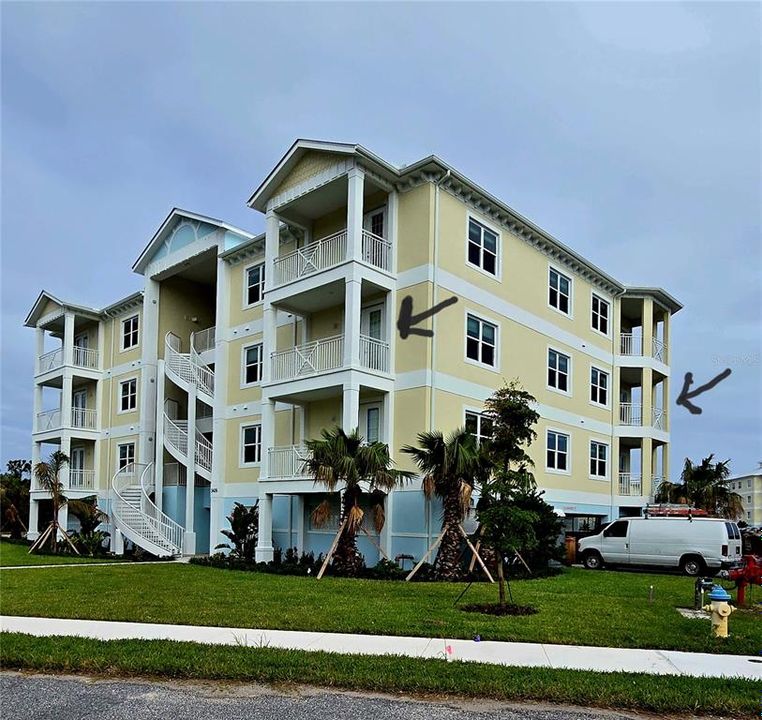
[729,468,762,525]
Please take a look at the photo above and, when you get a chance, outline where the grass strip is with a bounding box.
[0,632,757,716]
[0,540,126,567]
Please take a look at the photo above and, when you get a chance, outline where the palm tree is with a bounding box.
[305,427,411,576]
[402,428,487,580]
[655,455,744,519]
[32,451,71,553]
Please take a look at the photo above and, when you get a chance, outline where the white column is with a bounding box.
[346,167,365,261]
[154,359,166,512]
[35,327,45,374]
[56,504,69,540]
[27,499,40,541]
[343,278,362,368]
[33,385,43,431]
[184,389,197,554]
[60,433,71,490]
[260,399,275,481]
[294,495,305,553]
[255,492,274,562]
[262,305,277,383]
[139,278,160,467]
[342,384,360,434]
[382,490,394,559]
[63,312,75,366]
[387,189,398,273]
[265,209,279,287]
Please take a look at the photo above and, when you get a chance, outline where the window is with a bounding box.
[243,344,263,385]
[548,349,570,392]
[465,411,493,445]
[549,268,571,315]
[467,218,498,276]
[121,315,139,350]
[546,430,569,471]
[466,314,497,367]
[119,378,137,412]
[603,520,628,538]
[241,424,262,465]
[591,294,609,335]
[590,367,609,406]
[117,442,135,470]
[246,264,265,306]
[590,441,608,478]
[366,407,380,443]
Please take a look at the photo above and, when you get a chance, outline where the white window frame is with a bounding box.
[118,377,138,414]
[464,408,493,445]
[116,442,135,471]
[465,214,501,280]
[243,262,266,308]
[591,291,611,338]
[241,342,264,387]
[589,365,610,408]
[464,311,500,372]
[548,264,573,318]
[546,428,571,475]
[120,314,139,351]
[240,423,262,467]
[589,439,609,480]
[547,346,572,396]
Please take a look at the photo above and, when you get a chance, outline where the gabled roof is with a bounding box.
[132,207,256,275]
[24,290,142,328]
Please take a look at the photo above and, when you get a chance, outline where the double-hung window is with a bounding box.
[121,315,139,350]
[548,349,570,393]
[466,314,497,368]
[243,344,263,385]
[590,440,608,478]
[590,367,609,406]
[467,218,498,276]
[246,264,265,306]
[465,411,493,445]
[549,268,571,315]
[241,424,262,465]
[591,294,609,335]
[117,442,135,470]
[119,378,137,412]
[547,430,569,472]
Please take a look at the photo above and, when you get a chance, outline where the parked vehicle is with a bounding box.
[578,517,743,576]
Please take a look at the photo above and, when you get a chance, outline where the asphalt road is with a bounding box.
[0,672,648,720]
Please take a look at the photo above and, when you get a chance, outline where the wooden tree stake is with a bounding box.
[361,526,390,561]
[316,517,348,580]
[405,526,447,581]
[457,524,494,583]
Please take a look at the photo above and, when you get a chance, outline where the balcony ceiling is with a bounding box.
[273,277,388,315]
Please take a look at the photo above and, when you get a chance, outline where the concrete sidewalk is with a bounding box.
[2,615,760,680]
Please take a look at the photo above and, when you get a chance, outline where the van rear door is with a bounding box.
[601,520,630,564]
[724,522,743,564]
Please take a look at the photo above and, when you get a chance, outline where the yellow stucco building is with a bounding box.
[25,140,681,558]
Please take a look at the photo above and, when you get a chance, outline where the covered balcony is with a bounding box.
[35,407,98,433]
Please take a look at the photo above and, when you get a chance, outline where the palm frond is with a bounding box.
[311,499,333,528]
[346,504,364,533]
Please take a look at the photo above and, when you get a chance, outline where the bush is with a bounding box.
[363,559,406,581]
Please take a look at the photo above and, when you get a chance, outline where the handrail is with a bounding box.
[139,463,184,554]
[69,469,96,490]
[38,348,63,373]
[359,334,390,373]
[164,413,212,472]
[192,326,216,354]
[271,334,344,381]
[196,429,213,472]
[36,408,61,432]
[165,332,215,399]
[618,472,642,496]
[268,445,311,478]
[71,407,98,429]
[619,402,642,426]
[651,337,666,362]
[273,230,348,285]
[73,346,99,369]
[619,333,643,356]
[361,230,392,271]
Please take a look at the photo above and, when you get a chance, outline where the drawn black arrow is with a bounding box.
[675,368,732,415]
[397,295,458,339]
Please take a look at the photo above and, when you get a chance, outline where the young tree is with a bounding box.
[306,427,411,576]
[402,428,490,580]
[32,451,71,553]
[216,502,258,561]
[0,460,32,539]
[656,455,743,518]
[68,496,110,556]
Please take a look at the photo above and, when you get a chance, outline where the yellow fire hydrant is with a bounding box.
[703,585,735,638]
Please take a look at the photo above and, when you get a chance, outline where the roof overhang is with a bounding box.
[24,290,101,328]
[132,207,256,275]
[623,287,683,314]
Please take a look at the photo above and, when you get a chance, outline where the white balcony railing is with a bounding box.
[360,335,390,373]
[36,409,61,432]
[274,231,348,286]
[73,346,99,369]
[268,445,311,479]
[651,337,666,363]
[361,230,392,272]
[619,402,642,426]
[618,472,642,496]
[619,333,643,356]
[69,469,96,490]
[192,326,216,354]
[196,430,213,473]
[271,334,344,382]
[652,407,666,430]
[71,408,98,430]
[38,348,63,374]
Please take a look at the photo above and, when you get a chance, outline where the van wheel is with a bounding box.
[583,551,603,570]
[680,555,705,577]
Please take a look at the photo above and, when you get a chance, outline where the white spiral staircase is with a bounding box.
[111,462,184,557]
[165,332,215,405]
[163,413,212,481]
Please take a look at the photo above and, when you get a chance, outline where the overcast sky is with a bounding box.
[1,2,760,476]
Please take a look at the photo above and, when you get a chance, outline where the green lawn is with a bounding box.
[0,540,125,567]
[1,633,757,717]
[2,562,760,655]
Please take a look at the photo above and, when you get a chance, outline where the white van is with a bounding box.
[578,517,743,575]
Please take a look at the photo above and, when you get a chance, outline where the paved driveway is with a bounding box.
[1,672,646,720]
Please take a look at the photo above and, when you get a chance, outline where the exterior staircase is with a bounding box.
[164,332,215,405]
[163,413,212,481]
[111,462,184,557]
